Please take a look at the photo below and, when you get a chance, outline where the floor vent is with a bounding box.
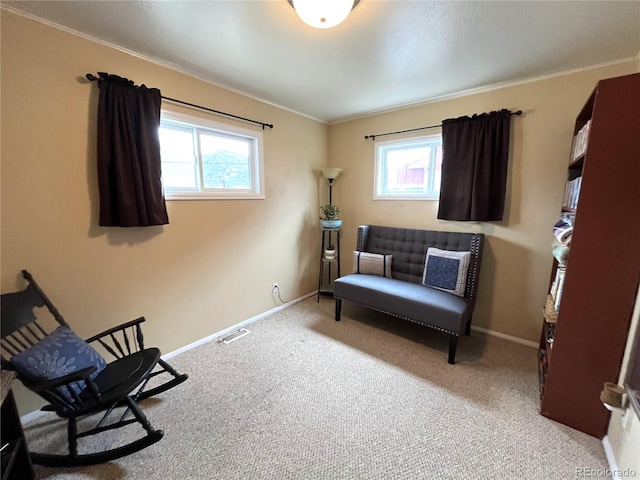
[219,328,251,344]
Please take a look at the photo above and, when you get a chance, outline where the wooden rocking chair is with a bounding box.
[0,270,188,467]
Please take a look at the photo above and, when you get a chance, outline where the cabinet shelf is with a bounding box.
[568,154,585,170]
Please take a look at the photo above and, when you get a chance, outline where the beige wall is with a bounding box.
[3,9,639,421]
[1,12,328,414]
[328,60,639,342]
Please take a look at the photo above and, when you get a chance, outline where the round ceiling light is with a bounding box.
[290,0,359,29]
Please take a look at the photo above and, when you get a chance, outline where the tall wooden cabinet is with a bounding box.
[538,72,640,438]
[1,372,35,480]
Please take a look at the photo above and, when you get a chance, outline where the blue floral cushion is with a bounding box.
[422,247,471,297]
[11,326,107,404]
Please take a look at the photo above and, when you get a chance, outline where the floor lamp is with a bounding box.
[318,168,342,300]
[320,168,342,204]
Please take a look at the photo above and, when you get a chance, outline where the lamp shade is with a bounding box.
[320,168,342,180]
[291,0,354,29]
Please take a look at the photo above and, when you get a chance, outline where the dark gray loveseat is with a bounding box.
[334,225,484,364]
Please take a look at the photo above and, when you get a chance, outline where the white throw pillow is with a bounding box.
[353,251,393,278]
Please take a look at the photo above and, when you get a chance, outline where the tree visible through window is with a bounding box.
[200,133,250,189]
[159,111,264,200]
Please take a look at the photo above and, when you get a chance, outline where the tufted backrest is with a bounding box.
[356,225,485,301]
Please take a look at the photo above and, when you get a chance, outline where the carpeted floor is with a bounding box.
[24,297,609,479]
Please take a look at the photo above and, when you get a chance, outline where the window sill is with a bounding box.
[373,196,439,201]
[165,192,265,201]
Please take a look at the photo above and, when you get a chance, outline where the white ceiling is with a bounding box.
[3,1,640,123]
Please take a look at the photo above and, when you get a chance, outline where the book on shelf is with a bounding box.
[563,176,582,210]
[549,266,566,313]
[570,120,591,161]
[553,267,566,312]
[553,219,573,245]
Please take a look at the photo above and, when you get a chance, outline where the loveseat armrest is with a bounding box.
[356,225,370,251]
[465,233,485,306]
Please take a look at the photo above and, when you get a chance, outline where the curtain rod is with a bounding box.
[364,110,522,140]
[85,73,274,130]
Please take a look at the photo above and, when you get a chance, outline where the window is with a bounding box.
[159,111,264,200]
[374,134,442,200]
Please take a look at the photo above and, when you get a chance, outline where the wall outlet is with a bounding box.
[272,282,279,293]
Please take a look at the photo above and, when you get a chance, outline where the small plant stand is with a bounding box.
[317,227,341,301]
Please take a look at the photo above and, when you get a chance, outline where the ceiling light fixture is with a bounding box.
[288,0,360,29]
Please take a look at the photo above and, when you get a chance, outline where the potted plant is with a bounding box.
[320,203,342,229]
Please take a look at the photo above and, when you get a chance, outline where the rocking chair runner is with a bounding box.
[0,270,188,467]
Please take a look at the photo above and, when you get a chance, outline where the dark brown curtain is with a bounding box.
[437,109,511,221]
[97,72,169,227]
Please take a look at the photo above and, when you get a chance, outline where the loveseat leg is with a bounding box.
[465,317,472,336]
[448,335,458,364]
[335,299,342,321]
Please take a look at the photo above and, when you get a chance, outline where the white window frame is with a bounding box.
[160,110,265,200]
[373,134,442,200]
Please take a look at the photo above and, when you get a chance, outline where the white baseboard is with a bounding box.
[20,291,316,424]
[167,297,540,360]
[471,325,538,349]
[161,290,316,360]
[602,435,621,479]
[20,407,50,425]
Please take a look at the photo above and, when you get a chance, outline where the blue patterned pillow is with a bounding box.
[11,326,107,404]
[422,248,471,297]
